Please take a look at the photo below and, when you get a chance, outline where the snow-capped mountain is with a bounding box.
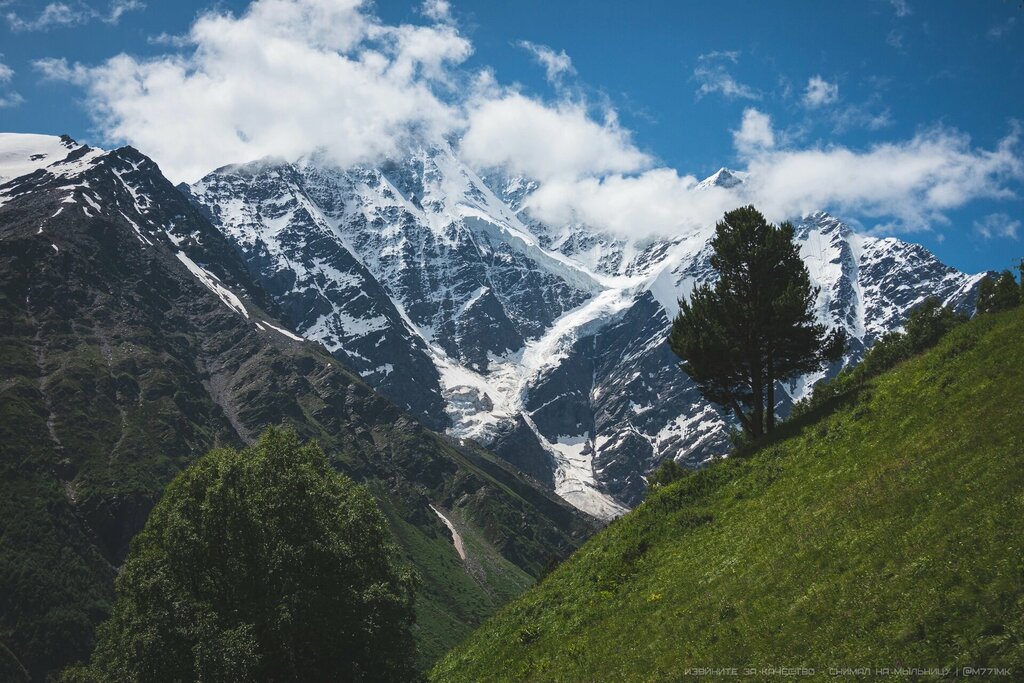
[0,133,596,677]
[189,148,986,519]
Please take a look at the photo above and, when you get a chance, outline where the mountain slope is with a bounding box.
[191,153,985,517]
[432,306,1024,681]
[0,134,596,679]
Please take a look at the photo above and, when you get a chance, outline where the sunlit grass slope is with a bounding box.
[433,307,1024,681]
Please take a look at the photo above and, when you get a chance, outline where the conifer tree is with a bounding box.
[976,270,1021,314]
[669,206,844,439]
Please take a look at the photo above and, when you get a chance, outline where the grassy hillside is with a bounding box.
[433,306,1024,681]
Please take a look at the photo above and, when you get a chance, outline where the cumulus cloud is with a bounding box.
[524,114,1023,239]
[41,0,471,181]
[6,0,143,31]
[461,93,649,181]
[738,122,1023,233]
[38,0,1024,241]
[802,76,839,108]
[693,51,759,100]
[524,169,739,239]
[420,0,451,23]
[973,213,1020,240]
[733,108,775,156]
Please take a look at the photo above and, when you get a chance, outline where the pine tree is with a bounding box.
[903,297,968,350]
[976,270,1021,314]
[669,206,844,439]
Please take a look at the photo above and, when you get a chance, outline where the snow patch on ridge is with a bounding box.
[175,252,249,319]
[429,504,467,561]
[521,414,627,521]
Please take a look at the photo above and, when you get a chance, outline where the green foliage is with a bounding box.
[646,459,687,490]
[976,269,1021,314]
[432,306,1024,682]
[669,205,843,438]
[66,428,420,682]
[790,296,965,422]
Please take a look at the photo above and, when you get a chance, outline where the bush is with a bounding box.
[648,459,688,490]
[64,428,420,682]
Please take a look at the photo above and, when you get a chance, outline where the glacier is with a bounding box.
[186,145,986,520]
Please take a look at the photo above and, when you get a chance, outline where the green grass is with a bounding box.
[376,496,533,668]
[432,307,1024,682]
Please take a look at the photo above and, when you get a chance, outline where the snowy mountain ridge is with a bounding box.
[184,145,986,519]
[3,133,981,520]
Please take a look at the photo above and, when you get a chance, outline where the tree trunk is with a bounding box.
[751,362,764,439]
[728,399,756,437]
[766,352,776,433]
[750,388,763,439]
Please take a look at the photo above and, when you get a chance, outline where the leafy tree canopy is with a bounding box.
[63,428,419,683]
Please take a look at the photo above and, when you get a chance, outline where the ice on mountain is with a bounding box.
[175,251,249,319]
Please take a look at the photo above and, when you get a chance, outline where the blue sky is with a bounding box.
[0,0,1022,273]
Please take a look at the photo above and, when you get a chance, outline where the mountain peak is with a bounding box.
[0,132,87,183]
[696,167,745,190]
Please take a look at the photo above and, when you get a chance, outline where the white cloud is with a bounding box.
[34,57,89,82]
[106,0,143,24]
[523,118,1022,239]
[802,76,839,108]
[524,169,738,239]
[147,32,191,48]
[693,51,759,100]
[832,100,892,133]
[420,0,451,23]
[733,108,775,156]
[37,0,1023,242]
[973,213,1020,240]
[461,93,649,181]
[7,2,82,30]
[517,41,575,84]
[0,57,21,108]
[886,30,905,50]
[889,0,911,18]
[739,125,1023,233]
[42,0,471,181]
[6,1,143,31]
